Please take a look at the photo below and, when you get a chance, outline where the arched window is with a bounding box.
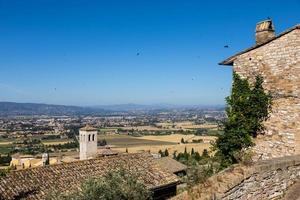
[88,134,91,141]
[83,135,85,141]
[92,134,95,141]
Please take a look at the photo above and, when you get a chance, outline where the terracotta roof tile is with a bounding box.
[0,153,179,200]
[155,157,187,174]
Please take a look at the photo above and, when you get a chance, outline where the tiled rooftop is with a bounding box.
[0,153,179,200]
[155,157,187,174]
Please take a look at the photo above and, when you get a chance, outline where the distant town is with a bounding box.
[0,102,225,169]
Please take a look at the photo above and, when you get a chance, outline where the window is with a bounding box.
[92,134,95,141]
[88,134,91,141]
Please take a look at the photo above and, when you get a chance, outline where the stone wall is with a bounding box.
[172,155,300,200]
[233,28,300,159]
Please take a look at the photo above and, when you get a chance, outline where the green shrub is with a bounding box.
[48,169,152,200]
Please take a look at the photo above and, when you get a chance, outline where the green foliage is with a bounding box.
[0,167,11,177]
[175,149,208,166]
[195,128,208,135]
[185,163,214,187]
[0,154,12,165]
[181,138,185,144]
[158,149,169,157]
[98,139,107,146]
[202,149,209,158]
[48,169,152,200]
[158,149,163,157]
[214,72,272,167]
[164,149,169,157]
[191,139,204,143]
[48,140,79,150]
[65,126,80,139]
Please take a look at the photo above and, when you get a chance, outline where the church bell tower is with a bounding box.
[79,125,98,160]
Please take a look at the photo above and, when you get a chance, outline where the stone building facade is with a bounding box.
[220,20,300,160]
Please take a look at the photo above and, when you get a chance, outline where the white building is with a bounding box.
[79,125,98,160]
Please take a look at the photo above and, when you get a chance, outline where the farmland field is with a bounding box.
[138,134,216,143]
[98,135,176,147]
[0,144,13,154]
[98,134,216,155]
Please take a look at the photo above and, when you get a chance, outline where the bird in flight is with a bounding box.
[224,45,229,48]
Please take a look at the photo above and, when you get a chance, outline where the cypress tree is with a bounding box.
[164,149,169,157]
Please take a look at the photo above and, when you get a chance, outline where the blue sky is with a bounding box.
[0,0,299,106]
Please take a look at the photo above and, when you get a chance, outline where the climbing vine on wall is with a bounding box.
[214,72,272,167]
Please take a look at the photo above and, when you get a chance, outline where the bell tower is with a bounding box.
[79,125,98,160]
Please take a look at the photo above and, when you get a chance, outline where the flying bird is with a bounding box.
[136,53,140,56]
[224,45,229,48]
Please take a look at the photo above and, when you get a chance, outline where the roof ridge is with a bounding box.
[220,23,300,65]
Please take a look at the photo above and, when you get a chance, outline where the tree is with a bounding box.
[158,149,164,157]
[202,149,209,158]
[98,139,107,146]
[214,72,272,167]
[181,138,185,144]
[173,151,177,159]
[193,152,201,161]
[164,149,169,157]
[0,154,12,165]
[48,169,152,200]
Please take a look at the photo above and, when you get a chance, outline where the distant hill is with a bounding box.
[0,102,107,116]
[93,103,225,111]
[0,102,225,116]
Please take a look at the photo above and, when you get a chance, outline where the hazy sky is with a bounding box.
[0,0,299,106]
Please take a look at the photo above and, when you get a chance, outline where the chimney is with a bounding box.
[255,19,275,45]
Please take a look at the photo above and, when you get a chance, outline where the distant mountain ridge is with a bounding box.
[0,102,106,116]
[0,102,224,116]
[93,103,225,111]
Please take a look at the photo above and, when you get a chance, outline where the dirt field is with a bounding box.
[0,141,12,145]
[42,139,72,145]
